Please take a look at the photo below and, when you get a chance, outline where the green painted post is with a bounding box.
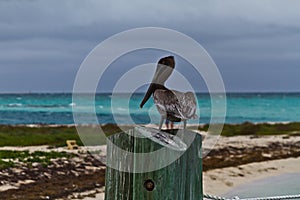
[105,126,202,200]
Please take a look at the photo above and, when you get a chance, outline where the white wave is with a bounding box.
[117,107,127,111]
[8,103,23,107]
[69,102,76,107]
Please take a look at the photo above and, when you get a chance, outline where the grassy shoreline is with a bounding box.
[0,122,299,147]
[199,121,300,136]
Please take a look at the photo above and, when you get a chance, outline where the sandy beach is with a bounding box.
[205,135,300,195]
[77,157,300,200]
[0,133,299,199]
[204,157,300,196]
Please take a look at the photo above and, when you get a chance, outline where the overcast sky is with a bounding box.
[1,0,300,93]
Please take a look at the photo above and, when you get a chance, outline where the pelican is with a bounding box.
[140,56,197,130]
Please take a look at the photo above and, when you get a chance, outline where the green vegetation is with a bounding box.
[0,150,74,169]
[0,159,14,169]
[0,125,81,147]
[199,122,300,136]
[0,122,299,149]
[0,124,132,147]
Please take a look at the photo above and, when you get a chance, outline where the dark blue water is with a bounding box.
[0,93,300,125]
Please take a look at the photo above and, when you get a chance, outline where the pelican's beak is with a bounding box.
[140,83,154,108]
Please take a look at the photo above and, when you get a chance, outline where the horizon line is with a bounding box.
[1,91,300,95]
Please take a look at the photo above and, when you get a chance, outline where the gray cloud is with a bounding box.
[0,0,300,92]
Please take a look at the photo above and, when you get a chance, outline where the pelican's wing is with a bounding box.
[153,90,197,120]
[153,90,182,119]
[181,92,197,119]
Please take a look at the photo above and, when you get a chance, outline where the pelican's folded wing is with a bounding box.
[153,90,181,119]
[181,92,197,119]
[153,90,197,120]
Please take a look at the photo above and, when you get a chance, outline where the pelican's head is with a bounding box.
[152,56,175,85]
[158,56,175,68]
[140,56,175,108]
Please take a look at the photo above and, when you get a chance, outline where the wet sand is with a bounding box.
[204,157,300,196]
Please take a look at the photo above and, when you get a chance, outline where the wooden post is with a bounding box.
[105,127,202,200]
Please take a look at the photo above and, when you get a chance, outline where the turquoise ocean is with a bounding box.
[0,93,300,125]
